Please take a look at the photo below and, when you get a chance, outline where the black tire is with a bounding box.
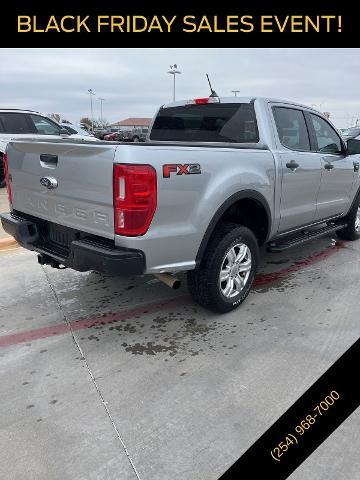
[133,136,140,142]
[336,194,360,241]
[187,223,259,313]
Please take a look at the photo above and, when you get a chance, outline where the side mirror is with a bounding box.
[59,128,70,136]
[347,138,360,155]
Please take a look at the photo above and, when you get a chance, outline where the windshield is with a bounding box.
[150,103,259,143]
[63,125,78,135]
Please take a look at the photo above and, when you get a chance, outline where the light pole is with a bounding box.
[232,90,240,97]
[98,97,105,126]
[88,89,96,131]
[167,64,181,102]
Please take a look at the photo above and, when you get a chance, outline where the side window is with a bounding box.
[274,107,310,151]
[309,114,342,154]
[0,113,34,134]
[29,115,61,135]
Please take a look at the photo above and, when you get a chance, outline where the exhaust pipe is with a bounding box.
[154,273,181,290]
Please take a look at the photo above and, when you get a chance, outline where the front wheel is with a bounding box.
[133,136,140,142]
[187,223,259,313]
[336,195,360,241]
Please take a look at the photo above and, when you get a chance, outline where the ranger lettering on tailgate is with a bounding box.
[23,193,110,226]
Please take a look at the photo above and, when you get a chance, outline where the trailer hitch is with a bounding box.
[37,254,67,269]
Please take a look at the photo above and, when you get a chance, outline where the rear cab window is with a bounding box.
[150,103,259,143]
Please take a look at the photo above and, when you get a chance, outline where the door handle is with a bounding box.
[354,162,359,172]
[324,163,334,171]
[285,160,299,170]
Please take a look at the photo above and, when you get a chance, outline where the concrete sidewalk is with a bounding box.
[1,234,360,479]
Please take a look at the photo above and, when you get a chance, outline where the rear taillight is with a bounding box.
[113,164,157,236]
[3,151,12,206]
[194,97,210,104]
[187,97,219,105]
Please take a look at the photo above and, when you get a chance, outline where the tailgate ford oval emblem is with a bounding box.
[40,176,58,189]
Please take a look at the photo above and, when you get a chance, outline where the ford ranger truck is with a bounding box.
[2,97,360,313]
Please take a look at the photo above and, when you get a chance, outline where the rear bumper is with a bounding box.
[0,212,145,276]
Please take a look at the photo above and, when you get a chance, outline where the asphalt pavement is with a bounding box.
[0,212,359,479]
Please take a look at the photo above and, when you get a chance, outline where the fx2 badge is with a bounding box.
[163,164,201,178]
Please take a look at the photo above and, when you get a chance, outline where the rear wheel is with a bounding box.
[336,195,360,241]
[133,136,140,142]
[187,223,259,313]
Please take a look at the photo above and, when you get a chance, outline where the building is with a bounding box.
[110,117,152,132]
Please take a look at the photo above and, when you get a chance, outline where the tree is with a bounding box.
[80,117,110,130]
[80,117,92,130]
[96,117,110,128]
[48,113,61,123]
[102,118,110,128]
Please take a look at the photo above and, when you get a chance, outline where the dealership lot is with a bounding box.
[1,216,360,479]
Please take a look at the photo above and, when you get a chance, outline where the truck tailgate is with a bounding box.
[7,141,117,239]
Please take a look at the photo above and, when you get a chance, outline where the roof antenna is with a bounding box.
[206,74,219,100]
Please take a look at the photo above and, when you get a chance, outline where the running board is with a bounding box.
[267,223,347,252]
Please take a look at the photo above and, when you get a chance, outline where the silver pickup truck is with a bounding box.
[2,96,360,312]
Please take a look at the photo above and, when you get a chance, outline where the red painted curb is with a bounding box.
[254,241,345,287]
[0,296,191,348]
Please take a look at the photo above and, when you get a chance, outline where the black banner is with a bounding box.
[2,0,357,48]
[219,337,360,479]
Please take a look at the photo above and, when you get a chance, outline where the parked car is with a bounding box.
[2,96,360,313]
[93,128,111,140]
[104,131,124,141]
[0,109,74,188]
[341,127,360,140]
[104,132,116,141]
[122,128,149,142]
[60,123,99,141]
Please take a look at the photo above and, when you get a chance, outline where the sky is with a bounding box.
[0,48,359,128]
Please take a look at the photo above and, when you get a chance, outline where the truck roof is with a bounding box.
[0,108,41,114]
[161,96,321,113]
